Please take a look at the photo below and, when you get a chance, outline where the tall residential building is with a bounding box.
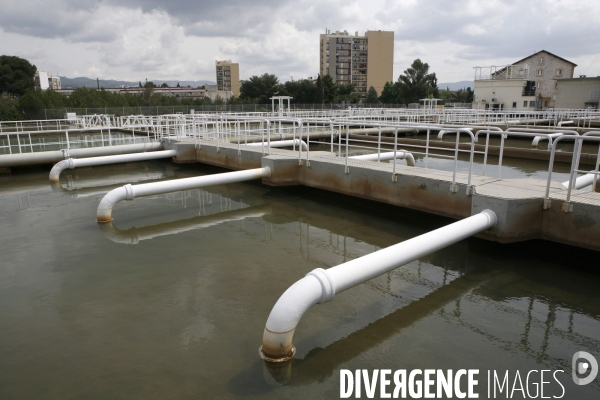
[215,60,240,97]
[34,71,61,90]
[319,30,394,97]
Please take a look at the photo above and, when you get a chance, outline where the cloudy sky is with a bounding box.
[1,0,599,84]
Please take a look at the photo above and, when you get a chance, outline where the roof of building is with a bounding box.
[512,50,577,67]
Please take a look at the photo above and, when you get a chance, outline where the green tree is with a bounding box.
[379,81,398,104]
[0,55,37,96]
[18,89,45,111]
[213,94,225,105]
[43,89,67,108]
[395,59,438,104]
[321,74,336,103]
[0,93,21,120]
[450,87,474,103]
[334,83,360,103]
[240,73,280,104]
[314,74,324,103]
[160,82,169,88]
[365,86,378,104]
[438,89,453,102]
[283,79,317,104]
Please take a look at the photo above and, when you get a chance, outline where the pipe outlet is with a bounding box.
[260,268,336,362]
[49,158,75,182]
[260,210,497,362]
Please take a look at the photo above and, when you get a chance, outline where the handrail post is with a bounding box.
[392,127,398,181]
[450,131,459,193]
[345,124,349,174]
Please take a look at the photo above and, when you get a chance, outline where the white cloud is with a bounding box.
[0,0,598,84]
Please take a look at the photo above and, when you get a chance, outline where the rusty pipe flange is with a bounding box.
[258,345,296,363]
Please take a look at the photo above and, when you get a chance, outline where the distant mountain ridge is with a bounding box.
[59,76,472,92]
[60,76,216,89]
[438,81,474,91]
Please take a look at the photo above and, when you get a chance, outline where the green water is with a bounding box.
[0,160,599,399]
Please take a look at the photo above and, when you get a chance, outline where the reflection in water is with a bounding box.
[0,160,599,398]
[98,204,272,244]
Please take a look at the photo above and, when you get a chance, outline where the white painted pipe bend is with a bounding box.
[562,173,596,190]
[246,139,308,151]
[97,167,271,222]
[259,209,498,362]
[350,151,415,166]
[49,150,177,182]
[532,133,562,148]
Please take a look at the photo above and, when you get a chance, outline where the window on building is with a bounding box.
[557,69,562,76]
[536,82,540,88]
[523,101,528,107]
[540,57,544,64]
[529,101,536,107]
[591,90,600,101]
[512,102,517,108]
[537,69,543,76]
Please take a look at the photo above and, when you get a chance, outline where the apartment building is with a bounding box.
[473,50,576,110]
[215,60,240,97]
[34,71,61,90]
[319,30,394,97]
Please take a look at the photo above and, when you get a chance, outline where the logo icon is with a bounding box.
[572,351,598,385]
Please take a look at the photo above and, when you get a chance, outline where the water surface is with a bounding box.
[0,160,599,398]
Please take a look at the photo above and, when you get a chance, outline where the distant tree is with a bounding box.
[160,82,169,88]
[365,86,378,104]
[465,87,473,102]
[213,94,225,105]
[67,87,99,108]
[239,73,280,104]
[438,89,453,102]
[0,94,20,120]
[142,82,155,105]
[314,74,324,103]
[17,89,45,111]
[379,81,398,104]
[395,59,438,104]
[321,74,336,103]
[334,82,360,103]
[450,87,474,103]
[0,55,36,96]
[139,81,142,88]
[176,82,180,88]
[283,79,317,103]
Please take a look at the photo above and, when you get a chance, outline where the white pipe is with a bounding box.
[246,139,308,151]
[562,172,596,189]
[350,151,415,166]
[97,167,271,222]
[0,142,164,168]
[259,209,497,362]
[49,150,176,182]
[532,133,562,147]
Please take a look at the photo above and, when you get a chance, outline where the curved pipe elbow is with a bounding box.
[49,158,74,182]
[404,152,416,167]
[260,268,335,362]
[96,185,132,223]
